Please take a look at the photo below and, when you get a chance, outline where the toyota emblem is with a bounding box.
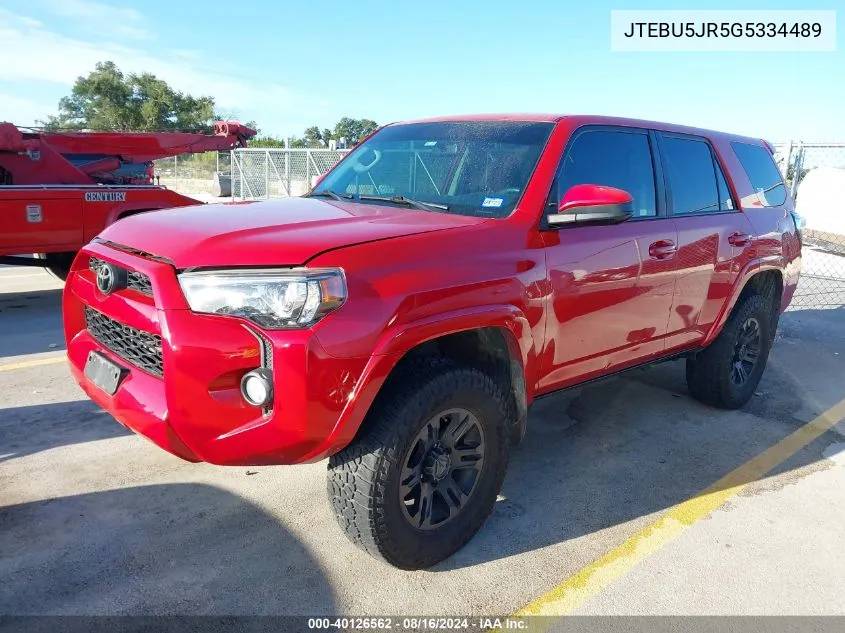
[96,262,127,294]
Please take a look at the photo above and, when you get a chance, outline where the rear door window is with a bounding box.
[556,129,657,218]
[731,142,787,207]
[661,136,732,214]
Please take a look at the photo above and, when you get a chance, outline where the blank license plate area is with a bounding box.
[84,351,127,395]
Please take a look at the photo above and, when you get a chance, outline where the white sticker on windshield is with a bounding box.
[482,197,504,208]
[424,141,437,146]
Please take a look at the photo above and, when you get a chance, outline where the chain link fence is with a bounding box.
[154,152,231,196]
[230,149,349,199]
[773,142,845,309]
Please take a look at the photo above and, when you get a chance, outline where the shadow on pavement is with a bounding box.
[0,483,336,615]
[0,288,65,358]
[780,304,845,344]
[1,307,842,595]
[437,306,845,570]
[0,400,131,464]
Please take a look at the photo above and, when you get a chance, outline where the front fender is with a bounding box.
[373,303,534,361]
[300,304,536,462]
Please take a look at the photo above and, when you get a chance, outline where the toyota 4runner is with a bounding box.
[64,115,802,569]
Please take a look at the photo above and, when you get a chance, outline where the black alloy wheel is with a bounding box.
[730,317,762,387]
[399,408,485,530]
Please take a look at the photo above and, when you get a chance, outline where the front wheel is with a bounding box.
[686,293,773,409]
[327,358,510,569]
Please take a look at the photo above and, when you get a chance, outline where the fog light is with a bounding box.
[240,368,274,407]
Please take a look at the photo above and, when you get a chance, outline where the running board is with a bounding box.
[532,348,701,402]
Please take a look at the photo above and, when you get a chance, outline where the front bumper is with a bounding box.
[64,241,370,466]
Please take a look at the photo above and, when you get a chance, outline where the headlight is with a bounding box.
[178,268,346,329]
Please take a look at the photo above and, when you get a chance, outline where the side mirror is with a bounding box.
[547,184,634,227]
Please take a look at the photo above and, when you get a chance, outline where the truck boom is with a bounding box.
[0,121,255,186]
[0,121,256,279]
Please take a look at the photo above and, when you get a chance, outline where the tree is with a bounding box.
[41,61,217,133]
[249,136,288,148]
[333,117,378,145]
[289,118,379,148]
[302,126,325,147]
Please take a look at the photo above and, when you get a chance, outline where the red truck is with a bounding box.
[0,121,255,279]
[63,114,802,569]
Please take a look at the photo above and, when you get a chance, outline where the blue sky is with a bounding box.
[0,0,841,141]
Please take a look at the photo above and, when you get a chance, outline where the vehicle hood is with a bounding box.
[98,197,487,269]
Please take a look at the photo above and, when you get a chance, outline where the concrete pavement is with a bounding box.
[1,266,844,617]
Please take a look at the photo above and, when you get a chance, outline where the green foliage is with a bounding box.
[302,126,325,147]
[41,61,217,132]
[249,136,288,148]
[257,118,380,149]
[38,61,377,152]
[246,118,379,149]
[333,117,378,145]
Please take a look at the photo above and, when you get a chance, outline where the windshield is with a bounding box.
[312,121,554,218]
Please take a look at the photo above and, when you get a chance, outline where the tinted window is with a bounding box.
[731,142,787,206]
[557,130,656,218]
[715,160,734,210]
[663,137,720,215]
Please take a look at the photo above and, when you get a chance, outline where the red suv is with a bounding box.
[64,115,802,569]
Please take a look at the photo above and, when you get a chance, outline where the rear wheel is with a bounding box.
[686,293,773,409]
[327,357,510,569]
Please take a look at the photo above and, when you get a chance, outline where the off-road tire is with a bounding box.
[686,293,773,409]
[327,357,510,570]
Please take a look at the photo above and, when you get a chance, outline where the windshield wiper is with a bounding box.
[305,190,353,201]
[357,195,449,212]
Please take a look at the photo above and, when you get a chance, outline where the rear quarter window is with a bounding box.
[731,142,787,207]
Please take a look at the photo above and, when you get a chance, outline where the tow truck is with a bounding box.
[0,120,255,280]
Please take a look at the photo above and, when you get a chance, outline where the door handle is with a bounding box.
[728,232,752,247]
[648,239,677,260]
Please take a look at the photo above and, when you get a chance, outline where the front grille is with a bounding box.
[84,306,163,377]
[127,270,153,295]
[89,257,153,296]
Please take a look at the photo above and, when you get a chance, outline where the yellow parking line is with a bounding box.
[0,355,67,372]
[516,397,845,620]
